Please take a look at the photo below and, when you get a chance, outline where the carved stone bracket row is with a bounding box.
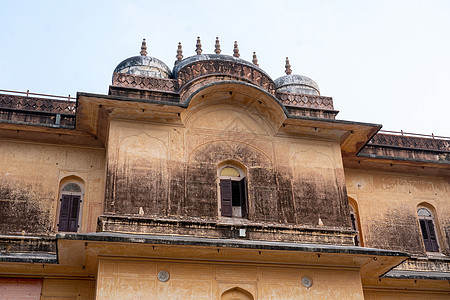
[393,258,450,273]
[286,107,338,120]
[111,67,340,117]
[176,60,276,94]
[112,73,178,93]
[277,92,335,110]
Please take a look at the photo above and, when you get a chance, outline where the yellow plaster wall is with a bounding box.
[363,289,450,299]
[345,169,450,255]
[105,101,349,228]
[41,278,95,300]
[106,106,344,185]
[96,257,364,300]
[0,140,105,234]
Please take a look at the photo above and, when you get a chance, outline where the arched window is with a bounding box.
[349,204,361,246]
[57,181,83,232]
[417,207,440,252]
[219,164,248,218]
[348,197,363,247]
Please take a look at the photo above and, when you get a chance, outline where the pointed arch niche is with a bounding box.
[55,176,85,232]
[221,287,254,300]
[181,81,287,136]
[348,197,363,247]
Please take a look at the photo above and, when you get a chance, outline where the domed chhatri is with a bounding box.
[112,38,321,98]
[113,39,172,79]
[274,57,320,96]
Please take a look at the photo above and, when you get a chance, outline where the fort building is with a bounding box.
[0,38,449,299]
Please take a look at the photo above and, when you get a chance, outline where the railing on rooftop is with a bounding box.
[379,130,450,140]
[370,130,450,152]
[0,89,76,115]
[0,90,448,140]
[0,89,75,101]
[0,89,76,128]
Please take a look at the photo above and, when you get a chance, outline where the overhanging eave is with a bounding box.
[57,232,408,278]
[283,115,381,155]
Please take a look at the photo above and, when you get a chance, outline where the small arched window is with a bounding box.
[348,200,362,247]
[417,207,440,252]
[219,165,248,218]
[58,182,83,232]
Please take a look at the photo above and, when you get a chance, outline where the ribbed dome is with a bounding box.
[113,39,172,79]
[274,74,320,96]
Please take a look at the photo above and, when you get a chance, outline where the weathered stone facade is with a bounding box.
[0,39,448,299]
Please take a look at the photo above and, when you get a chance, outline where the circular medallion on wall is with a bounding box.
[157,270,170,282]
[301,276,313,288]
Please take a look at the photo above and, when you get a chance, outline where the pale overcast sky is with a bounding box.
[1,0,449,136]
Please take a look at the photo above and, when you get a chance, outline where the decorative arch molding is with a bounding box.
[221,287,254,300]
[118,132,168,162]
[59,175,86,187]
[188,140,273,167]
[218,159,247,174]
[417,201,438,214]
[184,102,275,136]
[113,132,169,214]
[179,74,264,100]
[290,148,348,227]
[347,196,358,209]
[180,81,287,132]
[291,148,336,172]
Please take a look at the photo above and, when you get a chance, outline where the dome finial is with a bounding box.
[285,57,292,75]
[233,41,240,58]
[140,38,147,56]
[215,37,221,54]
[196,37,202,55]
[252,52,259,66]
[176,42,183,61]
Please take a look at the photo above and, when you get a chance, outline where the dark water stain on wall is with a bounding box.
[168,161,186,216]
[185,164,217,217]
[105,162,168,216]
[105,140,352,232]
[0,179,52,234]
[366,209,425,255]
